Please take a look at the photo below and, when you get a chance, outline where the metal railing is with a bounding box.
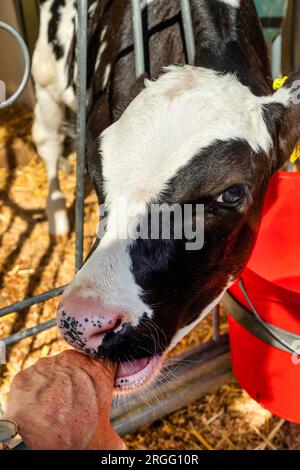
[0,1,88,346]
[0,20,30,110]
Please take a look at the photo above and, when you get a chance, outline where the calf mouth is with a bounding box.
[114,355,164,391]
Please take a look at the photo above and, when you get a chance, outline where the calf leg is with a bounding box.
[32,85,70,236]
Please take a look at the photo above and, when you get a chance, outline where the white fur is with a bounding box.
[263,85,292,108]
[32,0,76,109]
[102,64,111,90]
[219,0,240,8]
[32,84,70,236]
[95,40,108,70]
[63,237,153,327]
[32,0,77,235]
[32,0,109,236]
[141,0,156,8]
[88,0,98,15]
[101,65,274,216]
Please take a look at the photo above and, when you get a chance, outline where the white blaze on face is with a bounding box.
[63,236,152,327]
[67,66,291,328]
[101,66,278,210]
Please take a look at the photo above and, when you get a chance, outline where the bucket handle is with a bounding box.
[238,279,299,355]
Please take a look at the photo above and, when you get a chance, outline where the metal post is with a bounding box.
[75,0,88,271]
[131,0,145,77]
[213,304,220,342]
[180,0,195,65]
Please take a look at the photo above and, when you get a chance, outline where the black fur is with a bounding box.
[48,0,66,60]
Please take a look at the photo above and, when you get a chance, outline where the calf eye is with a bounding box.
[216,184,248,206]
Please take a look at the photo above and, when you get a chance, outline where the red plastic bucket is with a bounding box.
[227,171,300,423]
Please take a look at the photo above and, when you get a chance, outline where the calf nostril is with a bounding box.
[57,295,128,354]
[90,317,123,339]
[113,318,122,330]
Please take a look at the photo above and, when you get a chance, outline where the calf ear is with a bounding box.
[270,72,300,171]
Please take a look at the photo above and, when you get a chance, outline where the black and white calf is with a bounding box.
[33,0,300,390]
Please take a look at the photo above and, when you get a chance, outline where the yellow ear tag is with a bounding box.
[273,76,300,165]
[273,76,289,91]
[290,142,300,164]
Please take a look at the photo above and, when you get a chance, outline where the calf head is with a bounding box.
[58,67,300,390]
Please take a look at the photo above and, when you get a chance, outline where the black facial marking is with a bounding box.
[157,139,261,205]
[48,0,66,60]
[58,313,98,356]
[97,316,167,363]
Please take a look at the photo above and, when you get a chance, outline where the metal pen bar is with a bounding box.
[180,0,195,65]
[0,21,31,109]
[0,285,66,318]
[213,304,220,342]
[75,0,88,272]
[131,0,145,77]
[3,319,57,347]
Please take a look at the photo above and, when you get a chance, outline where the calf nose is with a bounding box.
[57,294,125,356]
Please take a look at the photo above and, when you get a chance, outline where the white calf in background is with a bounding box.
[32,0,90,236]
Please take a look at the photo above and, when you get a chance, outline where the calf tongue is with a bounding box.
[116,357,149,378]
